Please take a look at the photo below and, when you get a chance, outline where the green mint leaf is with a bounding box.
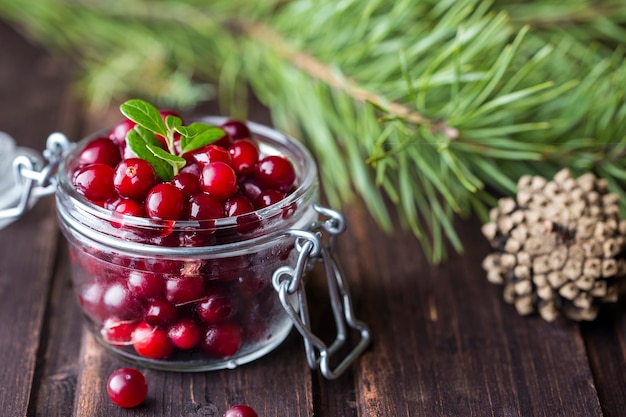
[165,114,183,131]
[175,122,213,138]
[120,99,168,137]
[176,122,225,154]
[127,128,173,181]
[134,124,164,148]
[176,122,210,150]
[146,144,187,173]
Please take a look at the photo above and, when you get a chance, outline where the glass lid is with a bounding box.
[0,132,22,228]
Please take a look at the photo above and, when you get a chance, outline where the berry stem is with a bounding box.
[165,129,180,175]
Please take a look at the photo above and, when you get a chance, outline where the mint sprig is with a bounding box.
[120,99,225,181]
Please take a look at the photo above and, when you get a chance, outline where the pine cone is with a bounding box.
[481,168,626,322]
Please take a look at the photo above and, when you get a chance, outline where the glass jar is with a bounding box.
[0,118,370,378]
[55,117,322,371]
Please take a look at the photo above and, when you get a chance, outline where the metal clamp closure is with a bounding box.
[0,132,73,227]
[272,205,371,380]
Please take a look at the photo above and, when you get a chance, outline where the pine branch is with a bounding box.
[0,0,625,263]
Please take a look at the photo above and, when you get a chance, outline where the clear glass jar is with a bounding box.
[55,117,319,371]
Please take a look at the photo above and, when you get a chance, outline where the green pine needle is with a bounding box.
[1,0,625,262]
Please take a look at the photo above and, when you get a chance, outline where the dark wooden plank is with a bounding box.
[0,20,74,417]
[31,243,84,416]
[343,204,603,417]
[581,303,626,417]
[71,330,315,416]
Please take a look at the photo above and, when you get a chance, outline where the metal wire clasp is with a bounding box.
[0,132,73,227]
[272,205,371,380]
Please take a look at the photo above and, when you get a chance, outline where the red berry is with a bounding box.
[114,158,157,200]
[133,321,175,359]
[171,172,201,197]
[200,162,238,200]
[254,155,296,193]
[77,137,121,168]
[78,281,107,321]
[200,321,242,358]
[108,119,136,147]
[104,195,124,210]
[107,368,148,408]
[254,189,285,209]
[224,196,259,234]
[103,281,141,320]
[113,198,145,218]
[187,193,224,221]
[212,129,234,148]
[168,318,201,350]
[228,139,259,175]
[180,162,202,177]
[165,275,204,305]
[221,119,251,140]
[73,163,116,202]
[127,270,164,300]
[223,404,259,417]
[144,299,178,327]
[196,287,236,324]
[223,195,254,217]
[101,318,136,346]
[187,144,232,166]
[145,183,186,220]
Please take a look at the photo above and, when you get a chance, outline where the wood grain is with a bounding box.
[0,21,73,417]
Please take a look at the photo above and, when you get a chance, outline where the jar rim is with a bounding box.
[56,116,319,255]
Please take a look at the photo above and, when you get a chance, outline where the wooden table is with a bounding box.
[2,21,626,417]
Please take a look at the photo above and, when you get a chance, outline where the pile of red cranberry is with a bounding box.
[73,111,296,234]
[69,110,299,364]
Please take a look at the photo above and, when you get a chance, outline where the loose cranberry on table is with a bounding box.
[106,368,148,408]
[223,404,259,417]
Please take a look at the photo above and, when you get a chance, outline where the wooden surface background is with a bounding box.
[2,20,626,417]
